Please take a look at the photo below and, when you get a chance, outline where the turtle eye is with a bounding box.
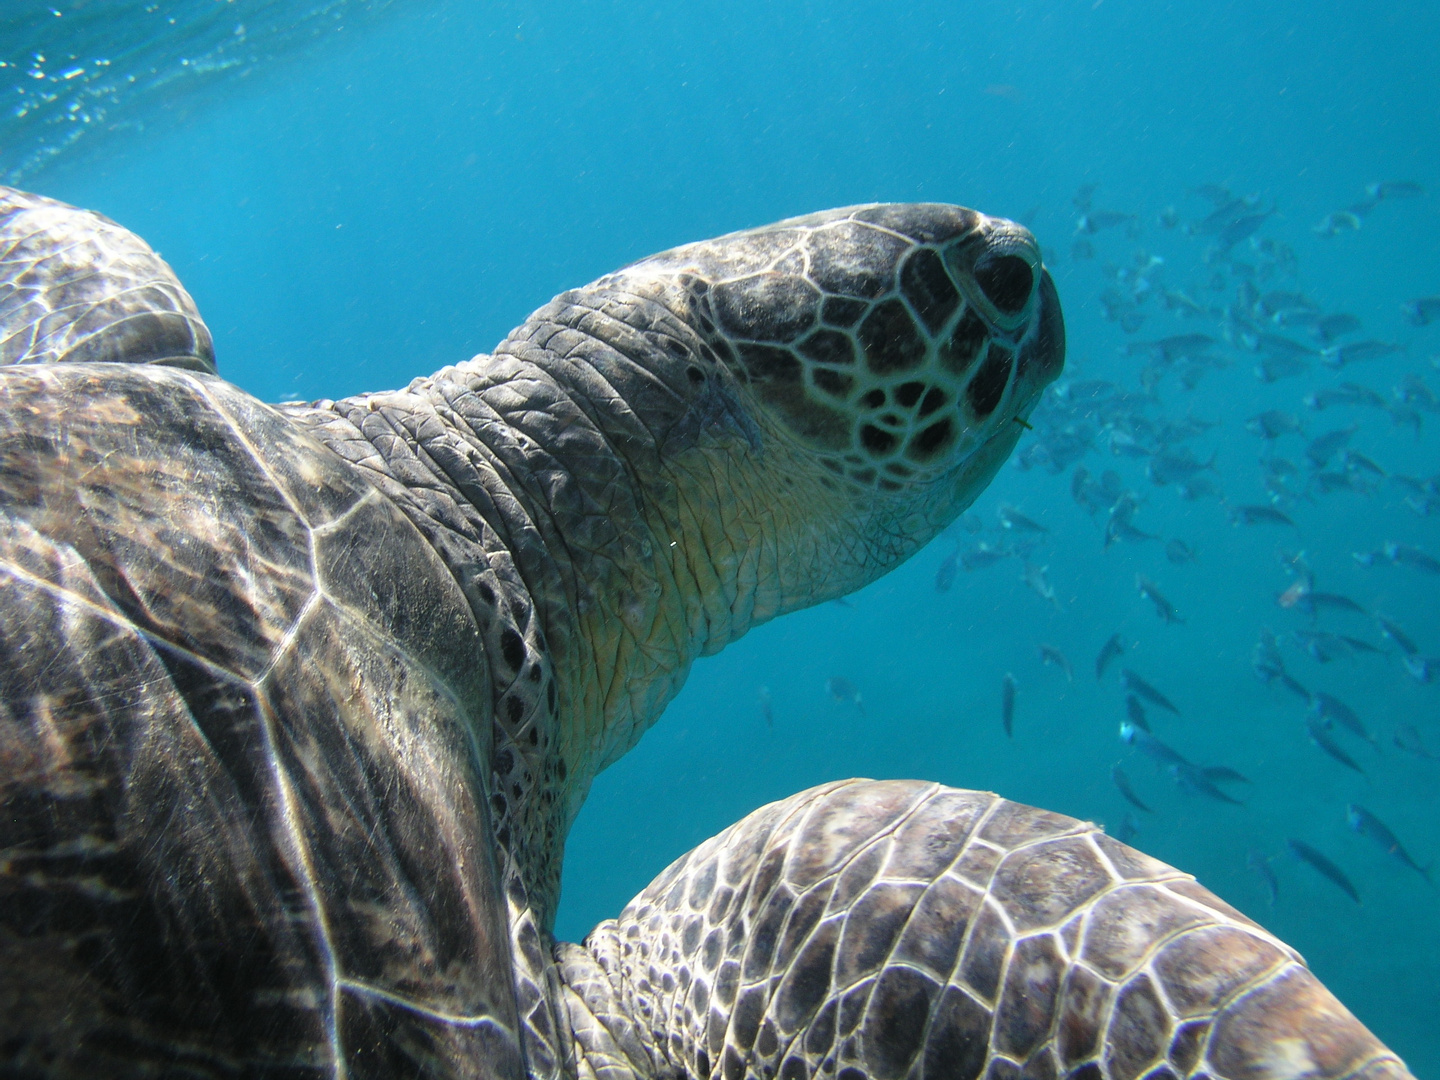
[974,253,1034,315]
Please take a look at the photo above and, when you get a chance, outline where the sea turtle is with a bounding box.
[0,185,1411,1080]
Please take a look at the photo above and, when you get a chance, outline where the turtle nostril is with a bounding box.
[975,253,1034,314]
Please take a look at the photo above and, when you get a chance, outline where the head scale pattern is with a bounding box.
[598,203,1064,492]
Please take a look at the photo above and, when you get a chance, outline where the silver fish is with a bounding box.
[1121,669,1180,715]
[1112,811,1141,844]
[1309,692,1377,748]
[1388,404,1424,437]
[1290,629,1371,665]
[1375,614,1418,655]
[1095,633,1125,680]
[1071,465,1095,510]
[961,542,1010,571]
[1107,429,1152,457]
[1366,180,1426,200]
[1287,839,1361,903]
[1124,694,1151,734]
[934,544,961,593]
[1126,333,1216,362]
[1147,447,1215,486]
[1338,636,1384,656]
[1201,764,1251,785]
[1105,518,1159,548]
[1156,414,1221,442]
[1247,849,1279,906]
[1216,209,1272,251]
[1231,504,1296,527]
[1306,426,1357,468]
[1384,542,1440,575]
[1257,290,1316,316]
[1280,673,1312,702]
[1272,307,1319,329]
[1403,296,1440,326]
[1136,574,1184,624]
[1254,332,1317,359]
[1395,374,1439,412]
[1322,340,1404,369]
[1252,629,1286,684]
[998,504,1049,533]
[1305,715,1365,774]
[1343,450,1387,477]
[1403,656,1440,684]
[1304,382,1386,410]
[1393,724,1439,761]
[1160,287,1202,313]
[1191,183,1234,204]
[1165,538,1199,565]
[1313,211,1362,238]
[1246,410,1304,439]
[1313,313,1362,342]
[757,686,773,727]
[1347,804,1433,886]
[1001,673,1017,737]
[1107,490,1143,528]
[1255,354,1310,384]
[1168,762,1245,806]
[1076,209,1135,234]
[1278,578,1313,613]
[1022,563,1062,610]
[1310,470,1373,495]
[1179,475,1222,500]
[1111,764,1152,813]
[1193,196,1261,236]
[1038,644,1073,682]
[1120,722,1188,768]
[1281,588,1369,618]
[1073,467,1126,516]
[1265,455,1303,479]
[825,677,865,715]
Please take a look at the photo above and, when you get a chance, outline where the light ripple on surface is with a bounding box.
[0,0,405,184]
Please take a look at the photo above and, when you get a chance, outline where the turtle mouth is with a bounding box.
[945,412,1029,513]
[1008,266,1066,416]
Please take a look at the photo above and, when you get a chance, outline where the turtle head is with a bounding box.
[484,205,1063,867]
[571,204,1064,616]
[495,204,1062,785]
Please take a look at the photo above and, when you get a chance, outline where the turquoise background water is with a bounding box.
[4,0,1437,1071]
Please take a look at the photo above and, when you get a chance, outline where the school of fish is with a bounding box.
[823,178,1436,921]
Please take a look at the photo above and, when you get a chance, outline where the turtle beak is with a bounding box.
[1012,267,1065,416]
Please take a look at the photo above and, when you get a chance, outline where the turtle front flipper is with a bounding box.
[0,186,215,372]
[559,780,1413,1080]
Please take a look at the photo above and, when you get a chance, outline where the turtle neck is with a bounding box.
[277,300,776,933]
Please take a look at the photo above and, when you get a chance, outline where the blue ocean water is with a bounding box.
[4,0,1437,1070]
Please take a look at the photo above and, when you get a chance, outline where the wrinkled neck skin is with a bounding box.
[288,273,1022,937]
[287,288,858,929]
